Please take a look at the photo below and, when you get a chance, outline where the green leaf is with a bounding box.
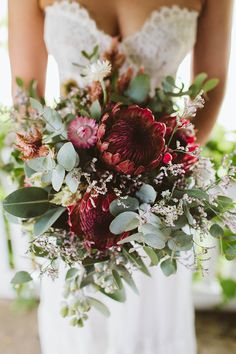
[11,271,33,285]
[16,77,24,88]
[30,97,43,114]
[98,286,126,302]
[203,78,219,93]
[160,258,177,277]
[65,267,79,280]
[116,266,139,294]
[112,269,123,290]
[27,156,56,172]
[3,187,49,218]
[109,197,139,216]
[109,211,139,235]
[57,142,77,171]
[52,164,65,191]
[87,297,110,317]
[180,189,209,201]
[43,107,63,132]
[90,100,102,120]
[168,232,193,251]
[34,206,66,236]
[143,246,159,266]
[65,171,80,193]
[216,196,235,211]
[210,224,224,239]
[125,74,150,103]
[194,73,208,88]
[122,248,151,276]
[220,278,236,302]
[136,184,157,204]
[118,232,144,244]
[144,234,166,249]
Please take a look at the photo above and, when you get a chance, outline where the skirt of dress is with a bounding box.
[38,262,197,354]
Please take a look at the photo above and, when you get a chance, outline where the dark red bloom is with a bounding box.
[97,104,166,175]
[68,191,127,250]
[158,115,199,170]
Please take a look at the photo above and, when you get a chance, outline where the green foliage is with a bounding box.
[11,271,33,285]
[125,74,150,103]
[3,187,50,218]
[109,211,139,234]
[160,258,177,277]
[34,206,66,236]
[135,184,157,204]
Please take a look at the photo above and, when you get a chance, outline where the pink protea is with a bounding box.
[67,116,98,149]
[68,191,128,250]
[97,104,166,175]
[158,115,199,170]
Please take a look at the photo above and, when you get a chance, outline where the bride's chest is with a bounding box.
[44,1,199,87]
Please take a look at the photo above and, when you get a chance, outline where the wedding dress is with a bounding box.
[38,2,199,353]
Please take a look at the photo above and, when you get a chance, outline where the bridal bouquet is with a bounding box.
[2,42,236,326]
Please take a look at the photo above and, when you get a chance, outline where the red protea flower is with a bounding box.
[158,115,199,170]
[97,104,166,175]
[68,191,127,250]
[68,116,98,149]
[15,128,48,161]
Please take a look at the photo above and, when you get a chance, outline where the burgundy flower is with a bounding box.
[158,115,199,170]
[68,116,98,149]
[68,191,127,250]
[97,104,166,175]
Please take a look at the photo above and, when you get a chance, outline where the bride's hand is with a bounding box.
[8,0,47,97]
[192,0,234,145]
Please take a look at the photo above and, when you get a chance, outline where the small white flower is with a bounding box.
[82,59,112,84]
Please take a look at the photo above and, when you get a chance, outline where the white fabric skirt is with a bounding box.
[38,263,197,354]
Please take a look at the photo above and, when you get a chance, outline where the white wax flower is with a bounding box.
[83,59,112,83]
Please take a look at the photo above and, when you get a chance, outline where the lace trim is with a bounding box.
[45,0,199,43]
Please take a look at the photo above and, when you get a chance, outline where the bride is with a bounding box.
[8,0,233,353]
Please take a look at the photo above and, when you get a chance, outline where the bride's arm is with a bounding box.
[192,0,234,145]
[8,0,48,96]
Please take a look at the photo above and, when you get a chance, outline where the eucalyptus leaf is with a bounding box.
[27,156,56,172]
[109,197,139,216]
[112,269,123,290]
[57,142,77,171]
[43,107,62,131]
[34,206,66,236]
[87,297,110,317]
[3,187,49,218]
[144,233,166,249]
[116,266,139,294]
[122,248,151,276]
[109,211,139,235]
[24,163,36,178]
[65,171,80,193]
[30,97,44,114]
[98,286,126,302]
[143,246,159,266]
[11,271,33,285]
[118,232,144,245]
[210,224,224,239]
[125,74,150,103]
[136,184,157,204]
[160,258,177,277]
[52,165,65,191]
[66,267,79,280]
[90,100,102,120]
[168,232,193,251]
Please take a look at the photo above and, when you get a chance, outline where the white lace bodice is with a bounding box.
[44,1,199,89]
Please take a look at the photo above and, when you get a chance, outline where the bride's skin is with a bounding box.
[8,0,234,145]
